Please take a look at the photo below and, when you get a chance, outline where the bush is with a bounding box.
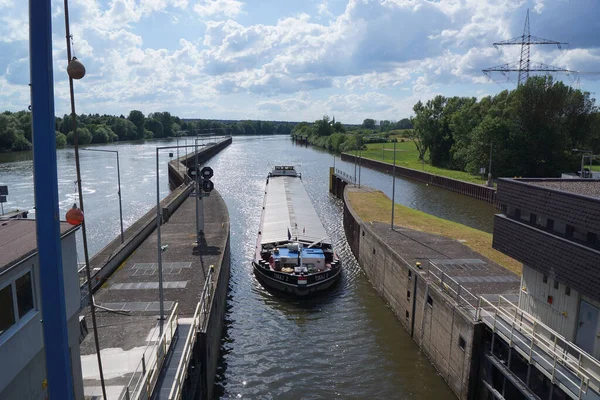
[56,131,67,148]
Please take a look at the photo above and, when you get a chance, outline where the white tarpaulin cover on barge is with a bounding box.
[260,176,330,246]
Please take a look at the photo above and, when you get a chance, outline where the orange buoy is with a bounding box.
[66,204,84,226]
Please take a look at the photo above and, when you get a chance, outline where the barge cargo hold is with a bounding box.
[253,166,341,296]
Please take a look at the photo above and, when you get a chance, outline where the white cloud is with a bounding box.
[194,0,243,19]
[1,0,599,122]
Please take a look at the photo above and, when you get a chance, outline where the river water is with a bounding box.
[0,135,495,399]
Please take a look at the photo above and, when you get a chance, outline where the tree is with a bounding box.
[362,118,376,130]
[127,110,146,139]
[56,131,67,148]
[111,118,137,140]
[314,116,334,137]
[67,127,92,145]
[145,118,163,138]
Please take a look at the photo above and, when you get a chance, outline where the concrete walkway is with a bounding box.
[80,190,228,399]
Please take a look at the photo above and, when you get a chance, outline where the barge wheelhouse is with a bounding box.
[253,166,341,296]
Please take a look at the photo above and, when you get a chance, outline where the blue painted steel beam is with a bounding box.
[29,0,74,398]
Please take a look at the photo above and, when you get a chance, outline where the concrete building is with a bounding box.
[0,218,84,399]
[493,178,600,360]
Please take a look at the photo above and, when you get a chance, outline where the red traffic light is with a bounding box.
[200,166,213,180]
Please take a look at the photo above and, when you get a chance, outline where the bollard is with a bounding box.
[142,353,146,375]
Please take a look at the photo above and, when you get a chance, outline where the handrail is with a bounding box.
[427,260,479,319]
[333,169,356,185]
[478,296,600,397]
[425,260,600,397]
[119,303,179,400]
[168,266,214,400]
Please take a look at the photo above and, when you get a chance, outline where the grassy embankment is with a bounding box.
[347,135,490,185]
[347,189,522,276]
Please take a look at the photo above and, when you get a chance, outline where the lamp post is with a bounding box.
[391,141,396,230]
[155,143,205,335]
[83,148,124,243]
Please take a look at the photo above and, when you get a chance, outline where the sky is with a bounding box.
[0,0,599,124]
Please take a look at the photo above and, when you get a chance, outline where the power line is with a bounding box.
[483,9,570,85]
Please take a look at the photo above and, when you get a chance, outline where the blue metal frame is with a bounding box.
[29,0,74,398]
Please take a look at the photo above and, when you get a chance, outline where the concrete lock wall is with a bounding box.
[340,153,497,204]
[87,137,232,294]
[340,185,479,400]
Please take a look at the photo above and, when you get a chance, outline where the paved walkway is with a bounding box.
[348,186,521,303]
[80,191,228,399]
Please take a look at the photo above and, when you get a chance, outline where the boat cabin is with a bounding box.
[269,166,299,177]
[259,242,334,274]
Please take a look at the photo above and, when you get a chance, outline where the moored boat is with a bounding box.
[252,166,342,296]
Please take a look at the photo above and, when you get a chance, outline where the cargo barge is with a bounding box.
[252,166,341,296]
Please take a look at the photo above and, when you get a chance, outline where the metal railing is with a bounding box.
[334,169,356,185]
[119,303,179,400]
[426,260,480,320]
[478,295,600,399]
[424,260,600,398]
[168,266,214,400]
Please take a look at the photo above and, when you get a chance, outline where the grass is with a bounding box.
[347,189,522,276]
[347,139,490,185]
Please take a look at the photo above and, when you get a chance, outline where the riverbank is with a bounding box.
[347,189,520,276]
[347,139,489,185]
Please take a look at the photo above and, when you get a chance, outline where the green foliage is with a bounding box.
[0,109,295,152]
[362,118,376,130]
[56,131,67,148]
[67,127,92,145]
[127,110,146,139]
[144,118,163,138]
[410,77,598,178]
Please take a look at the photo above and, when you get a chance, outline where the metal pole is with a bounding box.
[116,152,124,243]
[29,1,74,397]
[195,140,200,244]
[354,145,357,185]
[63,0,109,396]
[156,148,164,335]
[489,142,493,179]
[358,149,362,188]
[176,136,179,177]
[391,141,396,230]
[581,154,585,178]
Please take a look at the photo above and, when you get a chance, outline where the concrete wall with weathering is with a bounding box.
[340,153,496,203]
[340,186,479,400]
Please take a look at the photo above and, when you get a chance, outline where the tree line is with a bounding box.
[292,116,412,153]
[410,76,600,178]
[293,76,600,178]
[0,110,295,152]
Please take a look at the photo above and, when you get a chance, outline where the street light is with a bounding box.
[155,143,205,335]
[391,141,396,230]
[83,148,124,244]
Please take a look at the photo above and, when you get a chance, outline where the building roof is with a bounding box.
[520,179,600,200]
[0,218,79,274]
[260,175,330,245]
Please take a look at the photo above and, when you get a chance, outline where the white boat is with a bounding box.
[252,166,342,296]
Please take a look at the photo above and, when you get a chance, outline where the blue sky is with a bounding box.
[1,0,599,124]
